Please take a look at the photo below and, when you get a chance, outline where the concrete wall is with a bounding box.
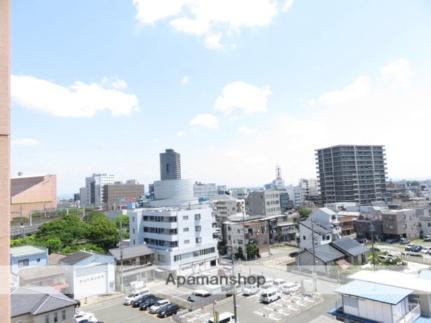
[0,0,10,320]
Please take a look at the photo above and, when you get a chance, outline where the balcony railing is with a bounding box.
[396,303,420,323]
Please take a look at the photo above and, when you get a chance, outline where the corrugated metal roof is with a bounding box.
[336,280,413,305]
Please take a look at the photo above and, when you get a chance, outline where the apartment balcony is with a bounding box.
[396,303,420,323]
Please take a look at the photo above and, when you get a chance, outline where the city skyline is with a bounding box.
[10,0,431,195]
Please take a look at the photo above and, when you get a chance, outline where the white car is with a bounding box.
[207,312,237,323]
[74,312,97,323]
[123,289,149,305]
[280,282,301,295]
[260,288,281,304]
[242,284,259,296]
[149,299,170,314]
[273,279,286,288]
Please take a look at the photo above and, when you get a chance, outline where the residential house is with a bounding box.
[10,246,48,274]
[11,287,77,323]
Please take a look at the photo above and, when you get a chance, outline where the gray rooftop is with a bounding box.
[11,287,76,317]
[109,244,154,260]
[310,244,344,263]
[336,280,413,305]
[10,246,47,258]
[331,238,369,256]
[59,251,93,265]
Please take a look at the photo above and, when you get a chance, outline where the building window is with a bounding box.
[196,237,202,244]
[195,214,201,220]
[195,226,201,232]
[62,310,66,320]
[45,315,49,323]
[183,227,189,232]
[18,259,29,268]
[184,240,190,244]
[183,215,189,220]
[303,236,306,240]
[54,312,58,322]
[37,258,41,262]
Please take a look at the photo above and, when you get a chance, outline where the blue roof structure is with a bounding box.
[336,280,413,305]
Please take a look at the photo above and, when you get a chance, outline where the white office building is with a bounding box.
[129,150,218,275]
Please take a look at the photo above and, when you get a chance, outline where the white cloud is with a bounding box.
[317,75,370,105]
[185,58,431,186]
[238,126,255,135]
[12,138,40,146]
[282,0,294,12]
[215,81,272,114]
[11,75,139,118]
[380,58,412,87]
[133,0,279,48]
[190,113,219,128]
[180,76,189,85]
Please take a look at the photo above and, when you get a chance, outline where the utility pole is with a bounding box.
[370,222,376,270]
[267,219,272,256]
[230,249,238,323]
[310,219,317,292]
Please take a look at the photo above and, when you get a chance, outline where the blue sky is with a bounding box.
[11,0,431,196]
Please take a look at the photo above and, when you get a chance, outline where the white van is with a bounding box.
[260,288,281,304]
[208,312,237,323]
[187,289,212,302]
[123,288,150,305]
[273,278,286,288]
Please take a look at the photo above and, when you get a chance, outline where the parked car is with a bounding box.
[280,282,301,295]
[260,288,281,304]
[74,312,97,323]
[157,303,180,318]
[424,235,431,242]
[187,289,211,302]
[385,238,400,244]
[242,284,259,296]
[207,312,237,323]
[149,299,170,314]
[400,238,410,244]
[273,279,286,288]
[402,251,423,257]
[132,294,155,308]
[123,289,149,305]
[139,296,160,311]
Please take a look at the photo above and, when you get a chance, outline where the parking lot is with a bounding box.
[176,288,335,323]
[81,296,168,323]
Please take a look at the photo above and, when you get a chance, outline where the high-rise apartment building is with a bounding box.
[0,0,10,317]
[246,190,281,216]
[83,173,115,208]
[160,149,181,180]
[316,145,387,205]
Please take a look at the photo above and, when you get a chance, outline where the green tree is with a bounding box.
[246,244,259,259]
[86,213,119,250]
[298,207,312,219]
[114,215,130,239]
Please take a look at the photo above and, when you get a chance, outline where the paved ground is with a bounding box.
[81,296,163,323]
[81,246,341,323]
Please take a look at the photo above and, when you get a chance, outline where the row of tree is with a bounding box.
[11,211,130,254]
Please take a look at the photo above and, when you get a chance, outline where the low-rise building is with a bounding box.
[211,195,246,224]
[193,182,218,200]
[103,180,145,210]
[11,287,77,323]
[381,208,420,239]
[246,190,281,216]
[330,280,421,323]
[11,174,57,218]
[337,211,360,237]
[16,266,67,292]
[60,251,115,300]
[109,244,155,292]
[10,246,48,274]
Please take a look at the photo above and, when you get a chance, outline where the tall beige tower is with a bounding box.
[0,0,11,320]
